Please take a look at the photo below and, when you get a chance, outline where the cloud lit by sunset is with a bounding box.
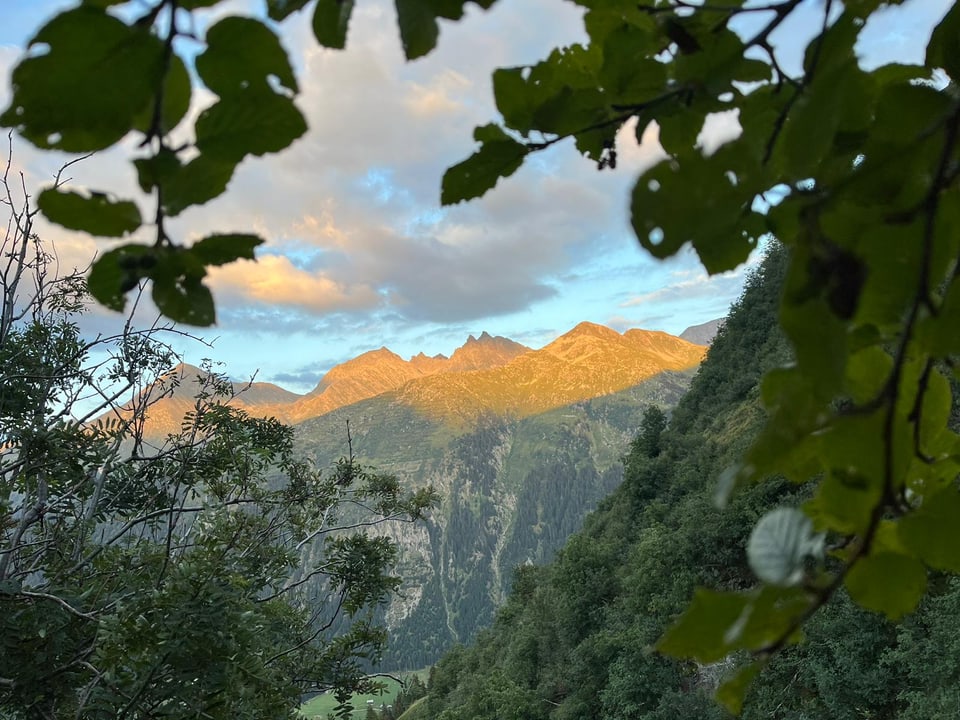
[1,0,949,392]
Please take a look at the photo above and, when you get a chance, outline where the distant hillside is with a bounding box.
[679,317,723,345]
[396,323,705,425]
[293,368,697,669]
[124,324,703,442]
[114,323,708,669]
[418,244,795,720]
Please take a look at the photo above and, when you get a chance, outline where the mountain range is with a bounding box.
[122,320,717,668]
[133,321,713,440]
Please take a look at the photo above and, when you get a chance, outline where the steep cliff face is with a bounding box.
[117,324,706,669]
[294,370,696,670]
[287,348,428,423]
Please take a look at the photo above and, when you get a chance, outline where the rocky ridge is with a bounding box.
[100,320,718,669]
[123,323,711,441]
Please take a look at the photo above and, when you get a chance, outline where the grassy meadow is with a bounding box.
[300,672,426,719]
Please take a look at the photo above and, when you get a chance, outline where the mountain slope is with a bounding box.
[288,333,530,423]
[286,347,426,423]
[419,244,960,720]
[445,331,529,373]
[419,246,799,718]
[395,324,705,424]
[294,368,697,669]
[103,363,300,439]
[127,325,700,442]
[679,317,723,345]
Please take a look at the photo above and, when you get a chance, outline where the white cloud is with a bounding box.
[208,254,381,313]
[620,267,747,308]
[1,0,766,384]
[404,70,471,117]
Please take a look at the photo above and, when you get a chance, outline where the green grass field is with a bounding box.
[299,672,426,719]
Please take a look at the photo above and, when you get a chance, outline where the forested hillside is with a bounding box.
[415,245,960,720]
[293,369,695,670]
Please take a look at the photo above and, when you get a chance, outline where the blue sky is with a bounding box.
[0,0,951,392]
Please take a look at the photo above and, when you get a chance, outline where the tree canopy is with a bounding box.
[3,0,960,711]
[0,158,438,717]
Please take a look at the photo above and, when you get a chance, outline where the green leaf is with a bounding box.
[190,234,263,266]
[395,0,441,61]
[134,148,182,194]
[395,0,497,60]
[803,13,858,76]
[900,489,960,572]
[927,2,960,78]
[197,17,298,96]
[780,296,847,398]
[152,274,216,326]
[659,585,808,665]
[441,124,528,205]
[657,108,705,156]
[872,82,952,144]
[657,588,748,663]
[731,585,809,650]
[844,346,893,405]
[195,87,307,162]
[669,23,769,95]
[747,508,824,586]
[266,0,312,21]
[88,244,155,311]
[819,412,890,489]
[0,6,165,151]
[599,23,666,104]
[918,267,960,357]
[806,468,880,536]
[848,220,923,329]
[38,188,141,237]
[89,244,218,324]
[132,52,191,136]
[162,154,238,217]
[533,86,608,138]
[779,70,846,178]
[845,552,926,620]
[136,150,237,216]
[915,367,953,453]
[146,248,216,325]
[717,663,761,715]
[631,143,764,273]
[313,0,355,50]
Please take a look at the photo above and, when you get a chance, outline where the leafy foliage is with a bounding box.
[5,0,960,711]
[0,174,437,717]
[416,245,960,719]
[438,0,960,709]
